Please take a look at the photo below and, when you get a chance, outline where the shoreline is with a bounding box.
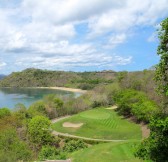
[34,87,87,93]
[1,86,87,93]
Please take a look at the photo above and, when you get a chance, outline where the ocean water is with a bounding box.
[0,87,78,109]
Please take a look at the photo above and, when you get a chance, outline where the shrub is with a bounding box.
[28,100,47,117]
[114,89,160,122]
[0,128,33,162]
[38,145,66,160]
[0,108,11,118]
[28,116,53,147]
[135,117,168,161]
[63,140,87,153]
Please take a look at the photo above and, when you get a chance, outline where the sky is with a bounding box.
[0,0,168,74]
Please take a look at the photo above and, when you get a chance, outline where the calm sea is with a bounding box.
[0,88,79,109]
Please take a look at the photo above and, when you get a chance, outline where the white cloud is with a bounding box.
[15,52,132,70]
[0,0,167,73]
[21,0,124,24]
[88,0,168,37]
[0,61,7,68]
[105,33,127,48]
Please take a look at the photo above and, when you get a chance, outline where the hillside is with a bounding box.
[0,68,159,104]
[0,68,116,89]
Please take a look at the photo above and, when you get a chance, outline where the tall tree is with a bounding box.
[135,17,168,162]
[155,17,168,113]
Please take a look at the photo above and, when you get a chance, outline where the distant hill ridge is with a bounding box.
[0,68,116,90]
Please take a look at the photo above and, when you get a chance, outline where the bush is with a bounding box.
[28,116,53,147]
[0,108,11,118]
[63,139,87,153]
[28,100,47,117]
[114,89,160,122]
[0,128,33,162]
[135,117,168,162]
[38,145,66,160]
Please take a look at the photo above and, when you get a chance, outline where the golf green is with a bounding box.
[52,108,142,140]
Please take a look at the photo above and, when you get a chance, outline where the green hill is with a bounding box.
[0,68,116,89]
[0,68,159,103]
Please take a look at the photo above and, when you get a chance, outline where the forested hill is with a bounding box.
[0,68,116,89]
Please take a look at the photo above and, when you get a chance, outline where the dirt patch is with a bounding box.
[125,116,139,123]
[63,122,83,128]
[141,123,150,139]
[106,105,118,110]
[123,116,150,138]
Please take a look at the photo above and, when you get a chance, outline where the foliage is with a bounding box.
[155,17,168,95]
[135,18,168,162]
[0,107,11,118]
[0,128,33,162]
[0,114,24,131]
[14,103,29,120]
[155,17,168,114]
[28,100,47,117]
[0,68,116,89]
[135,117,168,162]
[114,89,159,122]
[117,70,161,105]
[63,140,87,153]
[38,145,66,160]
[43,94,64,118]
[28,116,53,147]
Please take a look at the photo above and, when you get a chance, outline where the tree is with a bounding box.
[155,17,168,114]
[135,117,168,162]
[28,116,53,149]
[135,17,168,162]
[28,100,47,117]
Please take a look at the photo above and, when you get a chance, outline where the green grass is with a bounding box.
[52,108,142,140]
[69,142,146,162]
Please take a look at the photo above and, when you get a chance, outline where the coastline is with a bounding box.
[27,87,87,93]
[0,86,87,93]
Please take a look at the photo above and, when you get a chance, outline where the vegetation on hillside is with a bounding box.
[0,68,116,90]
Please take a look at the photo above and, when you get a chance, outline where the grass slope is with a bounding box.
[69,142,146,162]
[52,108,141,140]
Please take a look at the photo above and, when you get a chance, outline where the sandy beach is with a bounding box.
[33,87,87,93]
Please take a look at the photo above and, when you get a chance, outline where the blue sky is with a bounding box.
[0,0,168,74]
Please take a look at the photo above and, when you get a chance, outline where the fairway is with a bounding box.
[52,108,142,140]
[69,142,145,162]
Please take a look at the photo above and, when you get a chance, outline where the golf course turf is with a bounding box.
[52,108,142,140]
[69,142,146,162]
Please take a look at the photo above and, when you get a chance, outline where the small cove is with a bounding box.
[0,87,80,109]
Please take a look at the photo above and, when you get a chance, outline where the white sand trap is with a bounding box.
[63,122,83,128]
[106,105,118,110]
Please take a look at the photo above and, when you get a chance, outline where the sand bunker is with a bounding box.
[106,105,118,110]
[63,122,83,128]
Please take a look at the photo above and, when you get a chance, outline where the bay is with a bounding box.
[0,87,78,109]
